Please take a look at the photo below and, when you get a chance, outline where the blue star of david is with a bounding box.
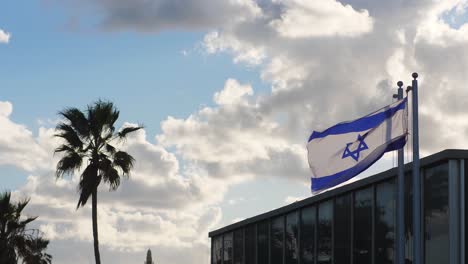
[342,134,369,162]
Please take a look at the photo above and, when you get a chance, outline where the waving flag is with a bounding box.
[307,98,408,193]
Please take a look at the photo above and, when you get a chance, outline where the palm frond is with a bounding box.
[87,100,120,140]
[14,198,31,215]
[113,151,135,175]
[54,144,77,154]
[0,192,51,264]
[58,108,89,137]
[103,167,120,191]
[117,126,143,140]
[104,143,116,155]
[54,124,84,150]
[56,151,83,178]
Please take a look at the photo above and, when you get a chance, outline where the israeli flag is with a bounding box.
[307,98,408,193]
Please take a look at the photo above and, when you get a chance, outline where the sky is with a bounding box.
[2,0,468,263]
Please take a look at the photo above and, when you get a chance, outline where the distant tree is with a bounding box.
[0,191,52,264]
[54,100,142,264]
[144,249,154,264]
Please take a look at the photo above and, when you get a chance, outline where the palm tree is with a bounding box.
[0,191,52,264]
[54,100,142,264]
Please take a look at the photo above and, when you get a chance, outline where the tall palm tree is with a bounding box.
[0,191,52,264]
[54,100,142,264]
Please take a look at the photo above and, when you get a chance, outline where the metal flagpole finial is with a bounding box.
[397,81,403,88]
[406,86,412,93]
[412,72,418,79]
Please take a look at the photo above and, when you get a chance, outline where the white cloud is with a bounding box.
[214,79,253,106]
[9,0,468,263]
[0,29,10,43]
[56,0,262,32]
[270,0,374,38]
[0,101,55,172]
[1,101,224,263]
[204,31,267,65]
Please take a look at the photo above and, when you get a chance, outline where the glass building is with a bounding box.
[209,149,467,264]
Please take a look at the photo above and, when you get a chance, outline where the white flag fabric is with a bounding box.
[307,98,408,193]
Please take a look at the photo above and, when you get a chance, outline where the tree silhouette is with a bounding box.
[0,191,52,264]
[54,100,142,264]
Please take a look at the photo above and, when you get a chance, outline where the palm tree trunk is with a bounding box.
[92,189,101,264]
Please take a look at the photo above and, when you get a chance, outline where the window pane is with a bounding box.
[258,221,269,264]
[376,180,396,264]
[224,233,233,264]
[318,200,332,264]
[213,236,222,264]
[286,212,299,264]
[424,163,449,264]
[354,187,372,264]
[234,229,244,264]
[466,160,468,259]
[246,225,256,264]
[404,172,413,262]
[334,194,351,264]
[301,206,316,264]
[271,216,284,264]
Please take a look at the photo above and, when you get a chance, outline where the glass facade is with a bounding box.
[354,187,373,264]
[211,156,462,264]
[404,172,413,263]
[424,163,449,264]
[258,221,269,264]
[375,180,395,264]
[213,236,222,264]
[318,200,333,264]
[334,194,351,264]
[224,232,233,264]
[285,212,299,264]
[245,225,256,264]
[301,206,316,264]
[234,229,244,264]
[271,216,284,264]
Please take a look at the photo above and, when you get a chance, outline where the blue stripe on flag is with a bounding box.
[308,98,407,142]
[311,134,407,192]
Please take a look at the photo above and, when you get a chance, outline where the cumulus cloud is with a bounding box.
[0,101,224,263]
[55,0,262,32]
[9,0,468,263]
[270,0,374,38]
[0,101,55,172]
[0,29,10,43]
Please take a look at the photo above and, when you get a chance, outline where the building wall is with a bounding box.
[211,159,464,264]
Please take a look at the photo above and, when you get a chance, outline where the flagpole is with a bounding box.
[409,72,422,264]
[394,81,405,264]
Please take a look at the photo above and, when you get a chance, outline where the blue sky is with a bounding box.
[0,3,267,135]
[2,0,468,263]
[0,1,271,190]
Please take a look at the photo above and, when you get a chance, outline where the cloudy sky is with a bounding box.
[2,0,468,263]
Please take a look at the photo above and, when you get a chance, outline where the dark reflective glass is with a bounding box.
[424,163,449,264]
[354,187,372,264]
[286,212,299,264]
[466,160,468,259]
[213,236,223,264]
[234,229,244,264]
[271,216,284,264]
[224,232,233,264]
[404,172,413,262]
[376,180,396,264]
[334,194,351,264]
[318,200,332,264]
[246,225,256,264]
[258,221,269,264]
[301,206,316,264]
